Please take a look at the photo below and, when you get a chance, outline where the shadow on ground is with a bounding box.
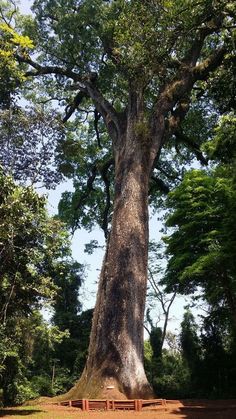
[166,399,236,419]
[0,409,44,417]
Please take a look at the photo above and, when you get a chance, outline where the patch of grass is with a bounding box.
[0,405,87,418]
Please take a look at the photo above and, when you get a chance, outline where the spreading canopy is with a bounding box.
[9,0,234,234]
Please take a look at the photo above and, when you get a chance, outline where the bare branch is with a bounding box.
[73,158,114,239]
[161,291,176,349]
[148,266,177,348]
[143,323,151,336]
[148,267,164,307]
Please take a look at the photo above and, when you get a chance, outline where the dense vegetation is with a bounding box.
[0,0,235,405]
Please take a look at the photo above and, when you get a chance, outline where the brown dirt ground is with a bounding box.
[1,400,236,419]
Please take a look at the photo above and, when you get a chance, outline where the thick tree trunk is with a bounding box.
[64,117,155,400]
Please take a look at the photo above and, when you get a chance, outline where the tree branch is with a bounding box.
[148,266,177,349]
[166,96,191,137]
[16,54,123,143]
[73,158,114,239]
[150,33,227,157]
[16,54,82,81]
[161,291,176,350]
[150,176,170,194]
[100,158,114,239]
[74,165,97,211]
[155,164,182,182]
[85,82,122,142]
[192,46,227,81]
[62,91,89,123]
[154,10,226,116]
[175,130,208,165]
[0,0,17,25]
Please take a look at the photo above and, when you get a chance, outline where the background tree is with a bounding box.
[0,170,85,405]
[144,327,191,399]
[72,309,94,380]
[0,311,70,406]
[0,170,58,321]
[0,4,90,406]
[146,240,176,351]
[0,0,33,109]
[180,310,200,393]
[0,105,65,188]
[159,106,236,398]
[51,260,85,377]
[0,2,66,188]
[163,116,236,336]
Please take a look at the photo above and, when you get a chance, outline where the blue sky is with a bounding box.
[19,0,32,14]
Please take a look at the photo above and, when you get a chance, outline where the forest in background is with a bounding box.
[0,0,235,406]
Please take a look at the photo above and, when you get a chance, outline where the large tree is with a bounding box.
[3,0,235,398]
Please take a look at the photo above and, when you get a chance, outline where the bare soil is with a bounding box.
[1,400,236,419]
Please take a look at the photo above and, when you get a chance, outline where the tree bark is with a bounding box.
[63,112,156,400]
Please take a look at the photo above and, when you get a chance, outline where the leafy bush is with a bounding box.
[30,375,53,397]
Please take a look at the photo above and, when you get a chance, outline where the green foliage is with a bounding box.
[204,113,236,163]
[72,309,93,378]
[0,171,56,318]
[0,1,34,108]
[144,337,191,398]
[52,262,83,332]
[0,172,86,405]
[52,262,86,375]
[0,105,65,187]
[0,169,83,320]
[160,109,236,394]
[206,56,236,113]
[144,309,236,398]
[163,164,236,303]
[150,110,236,398]
[18,0,234,235]
[0,311,71,405]
[153,351,191,399]
[150,327,163,360]
[180,309,200,393]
